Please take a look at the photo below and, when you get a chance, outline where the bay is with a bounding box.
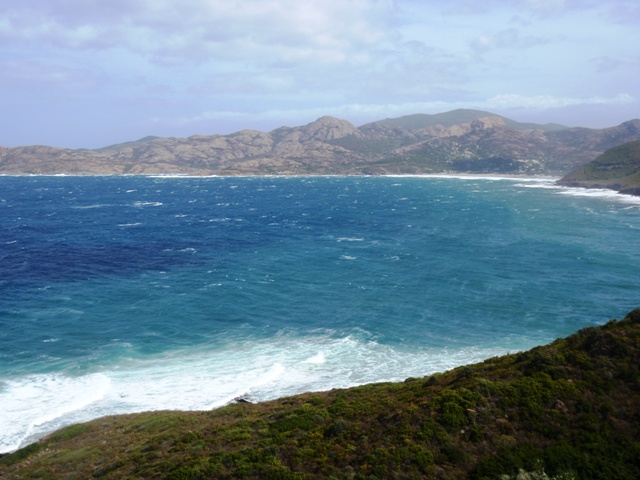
[1,175,639,452]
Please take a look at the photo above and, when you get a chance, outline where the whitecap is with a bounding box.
[303,352,326,364]
[0,332,522,453]
[386,174,558,182]
[0,373,111,453]
[132,201,163,207]
[519,182,640,205]
[72,204,114,209]
[556,187,640,205]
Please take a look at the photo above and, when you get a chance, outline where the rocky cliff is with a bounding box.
[2,109,640,176]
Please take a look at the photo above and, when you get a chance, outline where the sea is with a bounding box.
[1,174,639,453]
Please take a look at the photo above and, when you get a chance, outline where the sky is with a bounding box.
[1,0,639,149]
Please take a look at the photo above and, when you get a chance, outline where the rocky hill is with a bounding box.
[2,309,640,479]
[2,109,640,176]
[557,140,640,195]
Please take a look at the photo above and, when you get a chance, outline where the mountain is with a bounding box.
[1,110,640,176]
[557,140,640,196]
[366,109,567,132]
[2,308,640,479]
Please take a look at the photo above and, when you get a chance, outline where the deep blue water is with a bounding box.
[1,175,639,452]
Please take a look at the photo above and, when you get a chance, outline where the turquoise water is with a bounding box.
[1,175,639,452]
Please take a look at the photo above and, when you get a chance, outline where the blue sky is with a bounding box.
[1,0,638,149]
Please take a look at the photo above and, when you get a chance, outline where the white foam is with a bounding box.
[518,182,640,206]
[557,187,640,205]
[0,334,515,454]
[0,373,110,453]
[385,174,558,182]
[304,352,326,364]
[132,201,163,207]
[71,204,115,209]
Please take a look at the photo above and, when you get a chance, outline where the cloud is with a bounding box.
[484,93,635,109]
[0,59,105,92]
[606,1,640,23]
[155,93,636,133]
[591,55,640,74]
[0,0,395,66]
[470,29,551,53]
[1,0,639,147]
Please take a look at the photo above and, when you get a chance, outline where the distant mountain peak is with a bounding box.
[299,115,361,141]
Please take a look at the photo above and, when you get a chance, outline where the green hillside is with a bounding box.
[558,140,640,195]
[2,309,640,479]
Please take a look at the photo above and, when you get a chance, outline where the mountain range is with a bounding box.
[2,109,640,176]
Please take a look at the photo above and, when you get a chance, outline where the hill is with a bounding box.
[365,109,567,132]
[1,111,640,176]
[2,308,640,479]
[557,140,640,196]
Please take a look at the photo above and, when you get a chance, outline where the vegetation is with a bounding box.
[2,309,640,479]
[558,140,640,195]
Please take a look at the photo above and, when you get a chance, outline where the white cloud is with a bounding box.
[0,59,104,92]
[1,0,639,147]
[470,29,551,53]
[0,0,395,66]
[156,93,636,133]
[485,93,635,109]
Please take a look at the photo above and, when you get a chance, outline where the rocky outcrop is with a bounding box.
[2,110,640,176]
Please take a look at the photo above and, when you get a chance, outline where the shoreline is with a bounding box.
[6,172,640,200]
[1,172,559,180]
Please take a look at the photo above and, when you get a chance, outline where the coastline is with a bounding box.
[8,172,640,202]
[1,172,559,180]
[7,172,640,202]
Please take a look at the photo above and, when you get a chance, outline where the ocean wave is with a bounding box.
[71,204,116,209]
[0,333,514,453]
[132,201,163,207]
[518,182,640,205]
[386,174,558,182]
[0,373,111,453]
[556,187,640,205]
